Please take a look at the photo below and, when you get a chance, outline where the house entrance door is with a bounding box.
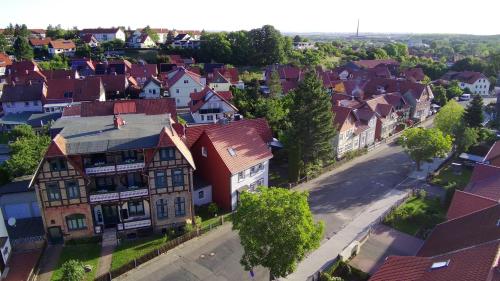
[102,205,119,228]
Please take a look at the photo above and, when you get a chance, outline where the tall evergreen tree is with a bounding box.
[286,70,336,180]
[463,94,484,128]
[268,69,282,98]
[13,36,33,60]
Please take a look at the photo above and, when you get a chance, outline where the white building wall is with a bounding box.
[191,98,236,124]
[0,208,11,271]
[140,83,161,99]
[169,75,204,107]
[229,160,269,211]
[209,82,231,91]
[460,78,491,96]
[193,185,212,206]
[2,100,43,114]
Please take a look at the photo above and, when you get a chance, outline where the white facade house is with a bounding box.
[80,28,126,42]
[208,73,231,91]
[128,32,156,48]
[140,77,163,99]
[190,88,237,124]
[193,185,212,206]
[48,40,76,57]
[0,83,45,115]
[459,78,490,96]
[442,71,491,96]
[230,160,269,210]
[167,68,205,107]
[3,100,43,114]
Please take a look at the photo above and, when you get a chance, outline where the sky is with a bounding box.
[2,0,499,35]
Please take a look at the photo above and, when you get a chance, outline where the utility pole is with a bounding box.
[356,19,360,37]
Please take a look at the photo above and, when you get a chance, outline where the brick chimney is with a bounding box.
[113,115,125,129]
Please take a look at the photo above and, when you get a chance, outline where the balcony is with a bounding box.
[117,218,152,231]
[89,187,149,203]
[84,151,145,175]
[199,108,222,114]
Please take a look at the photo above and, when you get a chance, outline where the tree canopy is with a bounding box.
[232,186,324,279]
[400,127,452,170]
[13,36,33,60]
[286,71,336,180]
[463,94,484,128]
[434,100,464,137]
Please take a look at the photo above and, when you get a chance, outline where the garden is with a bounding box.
[51,242,101,281]
[383,193,446,239]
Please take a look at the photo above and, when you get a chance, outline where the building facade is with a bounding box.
[31,113,195,243]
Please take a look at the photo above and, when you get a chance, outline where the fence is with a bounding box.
[93,217,225,281]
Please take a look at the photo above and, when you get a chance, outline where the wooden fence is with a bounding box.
[94,218,224,281]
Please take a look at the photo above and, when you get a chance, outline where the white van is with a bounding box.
[459,94,471,101]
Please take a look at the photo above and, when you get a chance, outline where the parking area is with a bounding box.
[5,249,43,281]
[349,224,424,274]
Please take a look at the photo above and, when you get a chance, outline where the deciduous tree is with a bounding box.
[434,100,464,137]
[400,127,452,170]
[233,187,324,280]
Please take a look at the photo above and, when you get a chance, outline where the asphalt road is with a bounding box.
[117,119,434,281]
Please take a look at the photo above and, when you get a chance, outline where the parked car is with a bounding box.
[459,94,471,101]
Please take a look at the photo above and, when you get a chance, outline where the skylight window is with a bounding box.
[227,147,236,157]
[430,260,450,270]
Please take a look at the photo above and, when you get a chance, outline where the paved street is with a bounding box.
[118,119,435,281]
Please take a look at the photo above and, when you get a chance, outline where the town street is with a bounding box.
[117,120,434,281]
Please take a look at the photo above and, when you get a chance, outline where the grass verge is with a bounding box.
[111,234,167,271]
[51,243,101,281]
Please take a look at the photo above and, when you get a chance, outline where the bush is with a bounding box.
[61,259,85,281]
[65,236,102,245]
[208,203,219,217]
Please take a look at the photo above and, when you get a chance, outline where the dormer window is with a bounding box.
[49,158,67,172]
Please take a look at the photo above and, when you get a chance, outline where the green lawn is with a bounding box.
[51,244,101,281]
[430,164,472,190]
[111,234,167,271]
[384,196,446,238]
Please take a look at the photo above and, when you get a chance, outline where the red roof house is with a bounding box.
[484,141,500,167]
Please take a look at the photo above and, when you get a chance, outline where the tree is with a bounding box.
[227,30,254,66]
[447,80,463,99]
[142,25,159,43]
[199,32,232,63]
[293,35,302,43]
[61,260,85,281]
[13,36,33,60]
[286,71,336,180]
[254,97,289,137]
[0,34,9,52]
[5,125,51,177]
[232,187,324,280]
[434,100,464,137]
[249,25,287,65]
[400,127,452,170]
[267,69,282,98]
[431,85,448,106]
[455,126,479,153]
[38,55,68,70]
[463,94,484,128]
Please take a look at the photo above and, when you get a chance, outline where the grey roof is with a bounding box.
[1,83,44,102]
[0,112,34,125]
[52,113,172,154]
[27,112,61,128]
[0,179,31,195]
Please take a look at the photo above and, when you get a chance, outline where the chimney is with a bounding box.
[113,115,125,129]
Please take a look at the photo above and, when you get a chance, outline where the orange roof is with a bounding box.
[157,126,195,169]
[465,164,500,201]
[0,53,12,68]
[29,37,51,46]
[446,190,497,220]
[203,125,273,174]
[484,141,500,166]
[45,135,67,157]
[49,39,76,50]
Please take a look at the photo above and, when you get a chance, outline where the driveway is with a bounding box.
[349,224,424,274]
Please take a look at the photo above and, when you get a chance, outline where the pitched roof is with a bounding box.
[441,71,487,84]
[203,125,273,174]
[65,99,177,120]
[189,87,236,113]
[404,67,425,81]
[41,69,78,79]
[80,27,122,34]
[484,141,500,166]
[157,127,195,169]
[49,39,76,50]
[45,77,102,102]
[166,67,202,88]
[465,164,500,201]
[130,63,158,80]
[354,59,400,69]
[29,37,51,46]
[332,105,355,131]
[0,53,12,68]
[1,83,44,102]
[213,67,239,84]
[446,190,498,220]
[370,241,500,281]
[185,118,273,148]
[416,204,500,257]
[81,33,98,44]
[97,74,128,92]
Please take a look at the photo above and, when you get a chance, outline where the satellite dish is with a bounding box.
[7,217,16,227]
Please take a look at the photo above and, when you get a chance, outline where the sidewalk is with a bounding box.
[96,245,114,277]
[283,188,409,281]
[36,244,62,281]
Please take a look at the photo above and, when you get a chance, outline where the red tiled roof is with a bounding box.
[73,99,177,120]
[49,39,76,50]
[371,241,500,281]
[97,74,128,93]
[185,118,273,148]
[156,126,195,169]
[45,77,102,102]
[441,71,487,84]
[332,105,355,131]
[45,135,67,157]
[465,164,500,201]
[29,37,51,46]
[281,80,299,94]
[0,53,12,68]
[81,33,98,44]
[484,141,500,166]
[404,67,425,82]
[41,69,78,79]
[446,190,498,220]
[417,204,500,257]
[214,67,239,84]
[189,87,236,113]
[80,28,122,34]
[354,59,400,69]
[130,63,158,81]
[203,125,273,174]
[166,67,201,88]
